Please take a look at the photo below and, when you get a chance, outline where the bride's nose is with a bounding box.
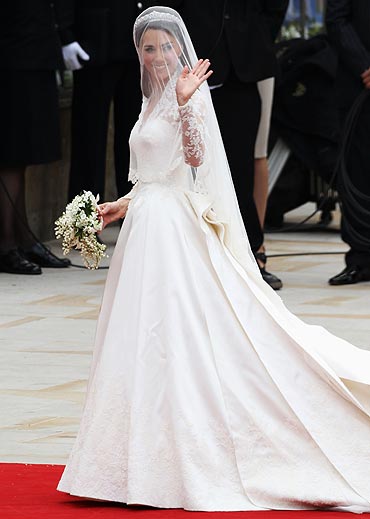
[152,48,166,63]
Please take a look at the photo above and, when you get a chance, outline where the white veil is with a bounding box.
[133,6,260,274]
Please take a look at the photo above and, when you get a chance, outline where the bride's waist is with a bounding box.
[136,179,189,193]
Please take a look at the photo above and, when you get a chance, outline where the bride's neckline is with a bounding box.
[139,78,177,127]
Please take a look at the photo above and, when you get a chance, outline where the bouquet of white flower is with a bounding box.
[55,191,107,270]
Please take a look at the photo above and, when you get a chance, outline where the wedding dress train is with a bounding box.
[57,93,370,512]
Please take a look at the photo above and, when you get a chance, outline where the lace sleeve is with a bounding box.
[128,148,139,185]
[123,181,141,200]
[178,93,206,168]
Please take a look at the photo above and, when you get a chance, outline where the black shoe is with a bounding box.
[0,249,42,275]
[255,251,283,290]
[328,265,370,286]
[260,266,283,290]
[22,242,71,268]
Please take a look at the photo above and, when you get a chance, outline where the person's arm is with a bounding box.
[98,183,142,228]
[98,150,143,228]
[178,97,206,168]
[325,0,370,81]
[54,0,90,70]
[121,182,141,200]
[54,0,75,45]
[98,198,131,229]
[261,0,289,42]
[176,59,213,168]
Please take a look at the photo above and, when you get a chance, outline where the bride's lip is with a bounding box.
[153,64,168,69]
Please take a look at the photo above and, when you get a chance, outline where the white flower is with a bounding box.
[55,191,108,270]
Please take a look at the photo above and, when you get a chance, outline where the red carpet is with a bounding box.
[0,463,369,519]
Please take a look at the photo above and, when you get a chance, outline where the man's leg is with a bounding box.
[329,95,370,284]
[211,78,262,252]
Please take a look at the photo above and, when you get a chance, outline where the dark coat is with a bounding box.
[271,35,340,179]
[56,1,156,66]
[148,0,289,84]
[325,0,370,105]
[0,0,67,70]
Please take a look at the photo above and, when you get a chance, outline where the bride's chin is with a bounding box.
[152,72,170,84]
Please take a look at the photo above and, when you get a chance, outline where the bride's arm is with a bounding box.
[178,97,207,167]
[98,198,130,228]
[176,59,213,168]
[98,182,141,228]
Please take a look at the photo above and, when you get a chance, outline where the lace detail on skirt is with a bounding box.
[58,376,250,509]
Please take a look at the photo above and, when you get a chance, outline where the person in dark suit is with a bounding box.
[325,0,370,285]
[58,1,158,203]
[143,0,288,289]
[0,1,71,274]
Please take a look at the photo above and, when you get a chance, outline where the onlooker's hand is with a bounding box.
[361,67,370,89]
[62,42,90,71]
[98,198,130,229]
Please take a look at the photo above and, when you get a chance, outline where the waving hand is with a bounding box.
[176,59,213,106]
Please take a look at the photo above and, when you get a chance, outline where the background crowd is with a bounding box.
[1,0,370,287]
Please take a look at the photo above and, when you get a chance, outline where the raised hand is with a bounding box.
[176,59,213,106]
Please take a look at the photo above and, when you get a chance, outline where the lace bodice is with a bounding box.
[128,85,206,192]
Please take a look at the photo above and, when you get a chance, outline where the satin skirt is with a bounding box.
[58,183,370,512]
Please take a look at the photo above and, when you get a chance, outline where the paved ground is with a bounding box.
[1,204,369,464]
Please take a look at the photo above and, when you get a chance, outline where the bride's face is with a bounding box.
[140,28,181,83]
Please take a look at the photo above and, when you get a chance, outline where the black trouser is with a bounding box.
[211,76,262,253]
[338,93,370,268]
[68,59,142,201]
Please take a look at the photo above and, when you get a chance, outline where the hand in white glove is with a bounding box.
[62,41,90,71]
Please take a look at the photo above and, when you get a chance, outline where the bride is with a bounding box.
[57,6,370,513]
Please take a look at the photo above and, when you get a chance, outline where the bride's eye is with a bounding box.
[161,42,173,53]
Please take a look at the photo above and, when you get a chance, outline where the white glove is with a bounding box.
[62,41,90,71]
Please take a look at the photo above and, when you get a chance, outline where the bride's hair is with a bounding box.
[134,20,180,50]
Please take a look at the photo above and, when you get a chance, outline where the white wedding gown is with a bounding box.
[58,93,370,512]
